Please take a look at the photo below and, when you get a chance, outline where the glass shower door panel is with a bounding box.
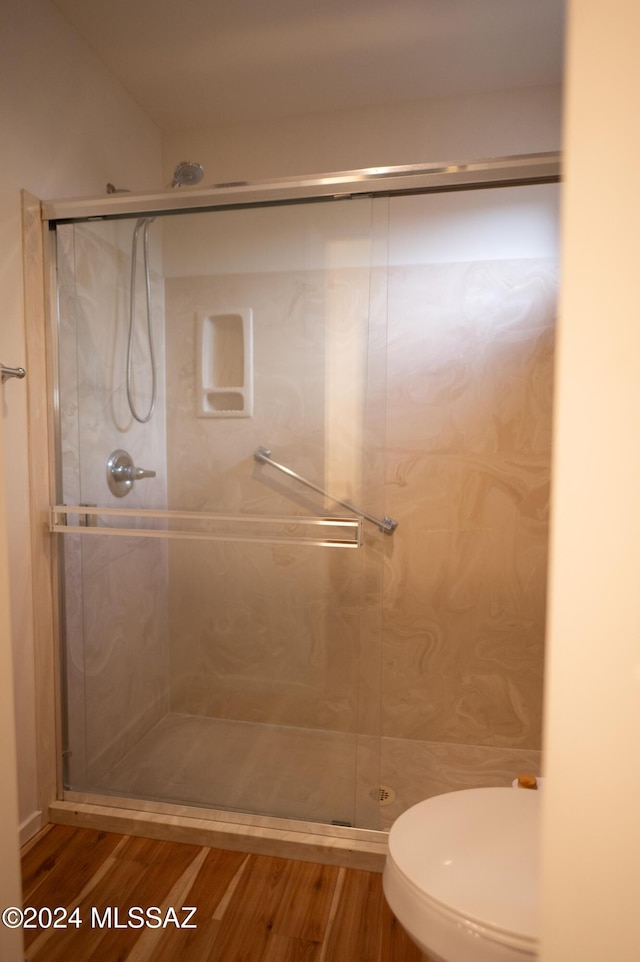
[60,531,368,826]
[56,219,172,806]
[60,533,170,798]
[161,199,386,826]
[83,538,366,825]
[56,197,387,828]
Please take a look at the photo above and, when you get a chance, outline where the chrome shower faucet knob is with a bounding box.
[107,449,156,497]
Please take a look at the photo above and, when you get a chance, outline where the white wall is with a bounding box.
[0,420,23,962]
[162,84,562,185]
[541,1,640,960]
[0,0,162,841]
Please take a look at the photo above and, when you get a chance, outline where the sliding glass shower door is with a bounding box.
[52,166,559,832]
[54,196,388,829]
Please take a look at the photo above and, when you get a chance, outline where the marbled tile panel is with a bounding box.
[381,258,556,752]
[166,540,364,732]
[58,223,168,511]
[164,266,382,736]
[381,503,548,748]
[378,735,543,830]
[384,261,556,457]
[163,268,374,515]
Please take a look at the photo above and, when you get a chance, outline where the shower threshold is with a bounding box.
[50,793,387,871]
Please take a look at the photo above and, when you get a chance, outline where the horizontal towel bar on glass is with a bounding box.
[254,447,398,535]
[50,506,362,548]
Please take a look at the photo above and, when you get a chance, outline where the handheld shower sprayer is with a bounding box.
[127,217,157,423]
[126,160,204,425]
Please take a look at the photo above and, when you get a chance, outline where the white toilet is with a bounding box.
[383,787,539,962]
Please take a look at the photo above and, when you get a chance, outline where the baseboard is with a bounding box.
[19,809,44,846]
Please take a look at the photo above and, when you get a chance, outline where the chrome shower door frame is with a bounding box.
[33,152,561,857]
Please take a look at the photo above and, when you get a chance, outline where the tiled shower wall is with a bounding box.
[376,188,557,824]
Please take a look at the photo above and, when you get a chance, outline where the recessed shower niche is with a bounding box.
[196,308,253,417]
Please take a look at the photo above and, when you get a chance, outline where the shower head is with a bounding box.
[171,161,204,188]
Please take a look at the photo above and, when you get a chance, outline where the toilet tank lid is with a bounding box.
[387,787,540,940]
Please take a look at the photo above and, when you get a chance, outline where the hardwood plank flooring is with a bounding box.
[21,825,431,962]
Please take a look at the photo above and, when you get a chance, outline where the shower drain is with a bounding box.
[372,784,396,806]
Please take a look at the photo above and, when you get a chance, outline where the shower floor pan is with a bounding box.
[95,713,363,823]
[54,714,387,869]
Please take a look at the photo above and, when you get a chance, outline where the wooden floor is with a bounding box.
[21,824,430,962]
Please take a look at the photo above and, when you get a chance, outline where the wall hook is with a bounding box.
[1,364,26,383]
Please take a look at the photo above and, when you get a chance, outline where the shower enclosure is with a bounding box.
[46,156,560,836]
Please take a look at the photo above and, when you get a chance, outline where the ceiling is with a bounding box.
[51,0,565,130]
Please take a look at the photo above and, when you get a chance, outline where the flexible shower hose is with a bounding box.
[127,216,157,423]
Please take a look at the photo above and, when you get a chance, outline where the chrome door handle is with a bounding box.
[107,449,156,497]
